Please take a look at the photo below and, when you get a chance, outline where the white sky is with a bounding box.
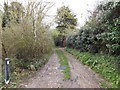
[0,0,108,28]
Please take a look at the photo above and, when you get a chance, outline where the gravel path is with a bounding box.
[63,49,102,88]
[21,49,106,88]
[22,52,64,88]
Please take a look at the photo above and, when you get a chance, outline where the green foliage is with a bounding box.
[2,2,24,28]
[56,50,70,80]
[1,50,52,88]
[2,23,53,61]
[95,1,120,55]
[54,6,77,47]
[56,6,77,33]
[66,1,120,55]
[66,1,120,87]
[1,1,53,88]
[2,3,11,27]
[9,2,24,23]
[67,27,99,53]
[54,35,66,47]
[66,48,119,88]
[2,1,53,60]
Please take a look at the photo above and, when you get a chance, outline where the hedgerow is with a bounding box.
[66,1,120,55]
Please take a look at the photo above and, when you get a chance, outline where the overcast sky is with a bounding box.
[44,0,104,28]
[0,0,110,28]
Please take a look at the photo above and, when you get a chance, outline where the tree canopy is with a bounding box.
[56,6,77,34]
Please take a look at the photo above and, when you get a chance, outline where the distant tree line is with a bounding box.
[53,6,77,47]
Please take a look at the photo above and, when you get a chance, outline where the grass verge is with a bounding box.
[65,48,119,88]
[56,49,70,80]
[1,51,53,88]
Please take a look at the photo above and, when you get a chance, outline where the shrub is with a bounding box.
[66,1,120,55]
[2,1,53,68]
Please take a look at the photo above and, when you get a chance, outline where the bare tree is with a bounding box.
[2,0,54,60]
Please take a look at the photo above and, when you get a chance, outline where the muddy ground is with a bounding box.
[21,49,106,88]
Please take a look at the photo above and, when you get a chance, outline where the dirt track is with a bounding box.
[21,49,105,88]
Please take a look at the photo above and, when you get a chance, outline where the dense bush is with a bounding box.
[1,1,53,88]
[96,1,120,55]
[2,1,53,68]
[66,1,120,55]
[67,27,99,53]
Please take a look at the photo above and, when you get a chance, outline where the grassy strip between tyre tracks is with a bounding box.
[56,49,70,80]
[65,48,119,88]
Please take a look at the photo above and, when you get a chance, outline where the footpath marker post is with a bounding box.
[5,58,10,84]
